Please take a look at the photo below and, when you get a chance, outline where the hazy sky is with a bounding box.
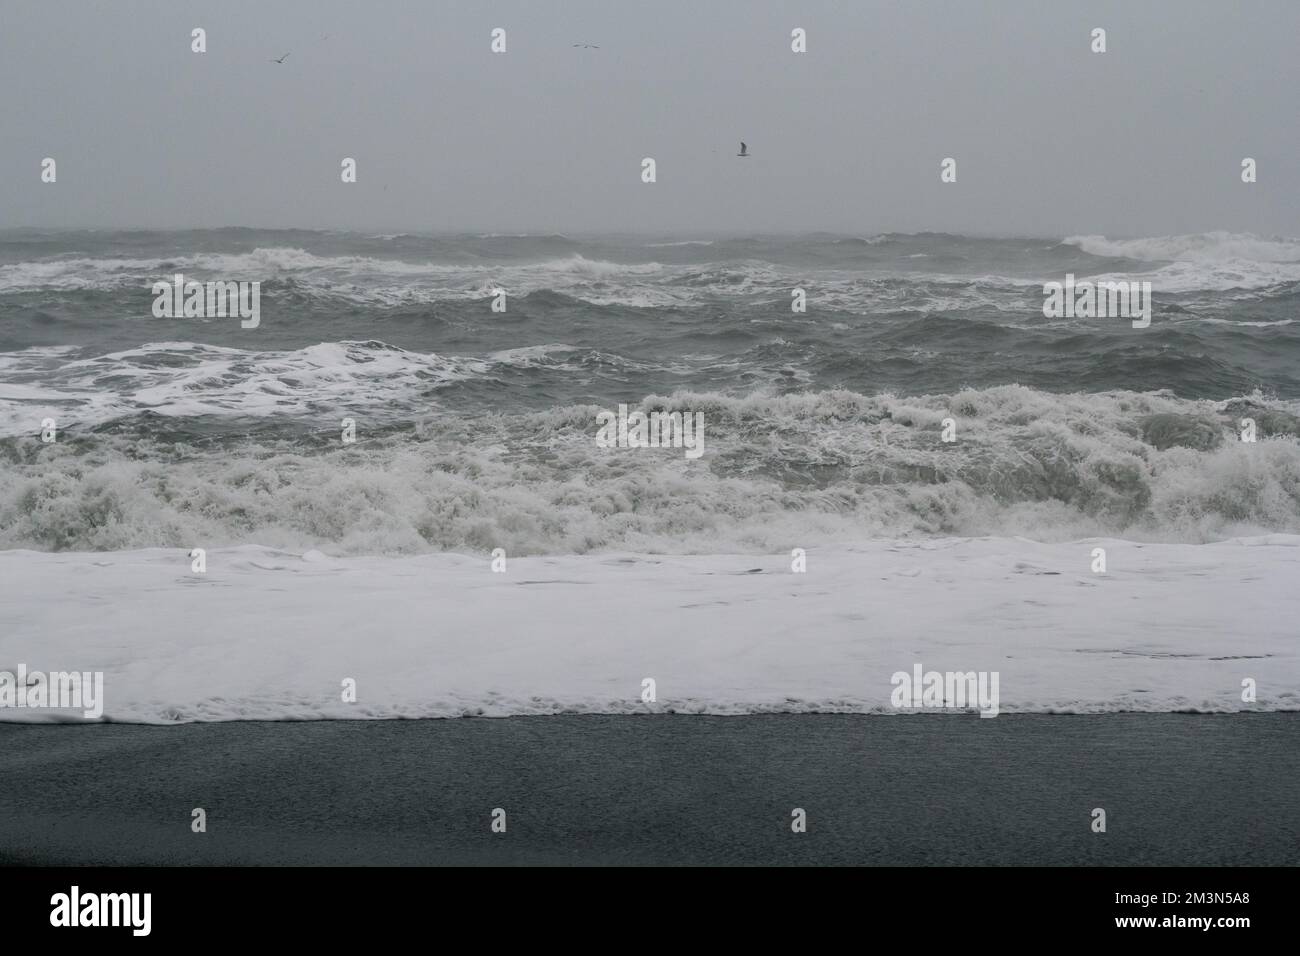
[2,0,1297,236]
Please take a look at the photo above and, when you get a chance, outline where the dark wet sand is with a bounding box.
[1,714,1295,865]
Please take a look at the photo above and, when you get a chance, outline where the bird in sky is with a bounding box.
[737,142,750,157]
[271,52,291,64]
[572,42,600,49]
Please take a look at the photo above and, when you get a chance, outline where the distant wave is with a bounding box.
[6,234,1300,300]
[473,232,572,240]
[0,248,663,293]
[1064,231,1300,263]
[1063,231,1300,292]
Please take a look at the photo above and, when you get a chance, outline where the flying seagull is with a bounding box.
[572,42,600,48]
[271,52,291,64]
[737,142,750,157]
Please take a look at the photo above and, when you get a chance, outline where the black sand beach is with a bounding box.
[2,714,1295,866]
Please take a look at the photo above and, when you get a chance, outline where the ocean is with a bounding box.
[2,229,1298,722]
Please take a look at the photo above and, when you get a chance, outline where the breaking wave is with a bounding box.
[3,384,1298,555]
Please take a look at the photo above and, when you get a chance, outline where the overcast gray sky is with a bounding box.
[2,0,1297,236]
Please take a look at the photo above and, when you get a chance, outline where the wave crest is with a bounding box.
[2,385,1298,554]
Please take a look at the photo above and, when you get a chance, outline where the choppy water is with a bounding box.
[2,228,1299,554]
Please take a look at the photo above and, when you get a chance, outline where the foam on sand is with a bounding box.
[2,536,1295,723]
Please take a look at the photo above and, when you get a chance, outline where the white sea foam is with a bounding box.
[0,341,486,435]
[0,248,665,294]
[1064,232,1300,292]
[1065,231,1300,264]
[2,537,1295,722]
[0,245,1071,310]
[3,378,1298,553]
